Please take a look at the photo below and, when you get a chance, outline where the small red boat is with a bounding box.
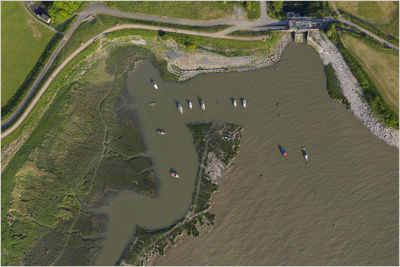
[170,169,180,178]
[278,145,288,160]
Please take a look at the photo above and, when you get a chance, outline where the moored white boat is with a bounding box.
[301,147,309,165]
[156,129,166,135]
[241,98,247,109]
[232,98,237,108]
[177,103,183,114]
[187,100,193,110]
[200,99,206,111]
[151,79,158,89]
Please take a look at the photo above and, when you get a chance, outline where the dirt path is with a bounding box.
[0,21,278,139]
[335,18,399,51]
[330,2,398,51]
[1,2,279,137]
[3,1,397,139]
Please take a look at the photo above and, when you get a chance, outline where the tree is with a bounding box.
[47,1,82,26]
[271,1,283,13]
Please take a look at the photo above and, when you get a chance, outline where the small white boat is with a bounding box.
[148,101,157,107]
[187,100,193,110]
[200,99,206,111]
[177,103,183,114]
[232,98,237,108]
[301,147,309,165]
[151,79,158,89]
[170,169,180,178]
[156,129,166,135]
[241,98,247,109]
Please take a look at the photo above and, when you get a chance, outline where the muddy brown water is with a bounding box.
[94,43,398,265]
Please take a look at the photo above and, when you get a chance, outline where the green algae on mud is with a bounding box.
[1,45,176,265]
[117,123,242,266]
[324,63,350,109]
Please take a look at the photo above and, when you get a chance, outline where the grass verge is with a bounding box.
[325,24,399,129]
[228,30,273,37]
[335,1,399,42]
[1,33,63,120]
[1,1,54,107]
[341,31,398,115]
[106,1,259,20]
[162,31,282,57]
[338,8,399,47]
[59,14,231,60]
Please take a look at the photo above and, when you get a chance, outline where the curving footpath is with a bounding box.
[1,1,276,137]
[330,2,399,51]
[0,22,278,139]
[2,1,398,138]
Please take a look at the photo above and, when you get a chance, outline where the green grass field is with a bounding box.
[335,1,399,39]
[106,1,260,20]
[1,2,54,106]
[341,32,399,115]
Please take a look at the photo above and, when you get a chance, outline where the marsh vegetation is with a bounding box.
[1,45,165,265]
[118,123,242,266]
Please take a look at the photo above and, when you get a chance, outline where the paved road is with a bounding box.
[335,18,399,51]
[330,2,398,51]
[3,1,397,137]
[1,21,279,138]
[1,2,279,136]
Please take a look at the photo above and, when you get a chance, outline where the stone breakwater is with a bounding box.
[165,33,291,80]
[308,31,399,148]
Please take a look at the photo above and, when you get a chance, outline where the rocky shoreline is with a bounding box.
[162,31,398,148]
[308,31,398,148]
[165,33,291,80]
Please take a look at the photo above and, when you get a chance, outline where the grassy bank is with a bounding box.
[268,1,334,19]
[324,63,350,108]
[118,123,243,265]
[228,30,273,37]
[106,1,260,20]
[326,24,399,129]
[338,8,399,47]
[162,31,282,57]
[1,33,63,120]
[1,1,54,107]
[335,1,399,44]
[341,32,398,115]
[2,45,169,265]
[58,14,230,61]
